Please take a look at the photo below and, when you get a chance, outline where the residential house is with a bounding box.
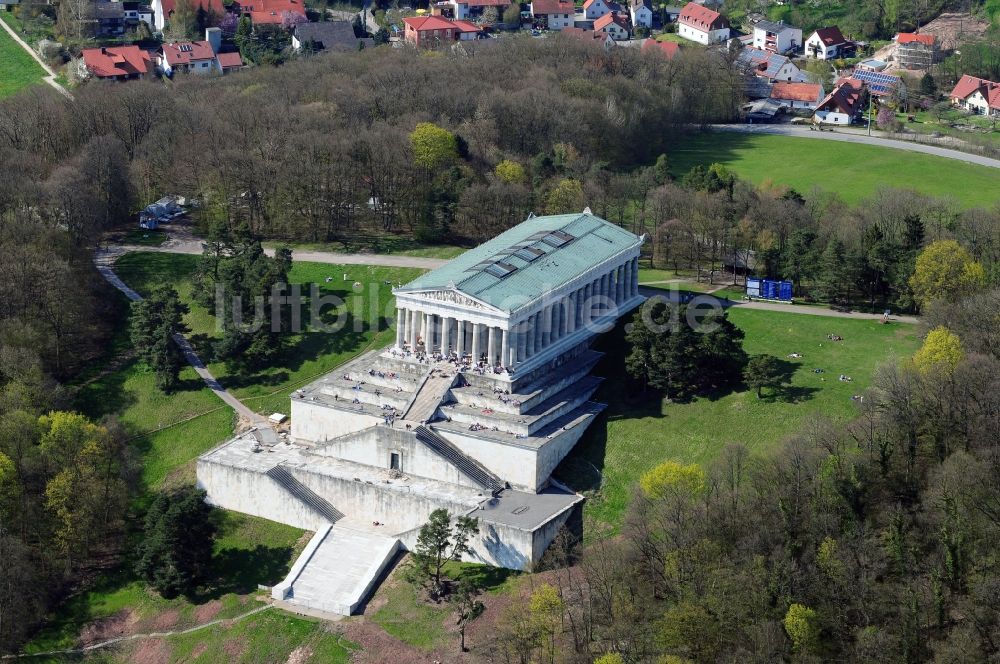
[215,51,244,73]
[92,1,126,38]
[160,40,216,75]
[752,19,800,54]
[630,0,651,29]
[896,32,937,70]
[677,2,728,45]
[233,0,307,26]
[583,0,611,20]
[562,26,615,48]
[446,0,510,20]
[737,46,807,83]
[81,45,151,80]
[151,0,223,31]
[663,5,682,22]
[641,37,679,58]
[769,81,824,109]
[594,11,629,40]
[813,77,866,124]
[851,67,901,97]
[0,0,20,9]
[804,26,851,60]
[531,0,574,30]
[403,15,480,46]
[292,21,373,51]
[949,74,1000,117]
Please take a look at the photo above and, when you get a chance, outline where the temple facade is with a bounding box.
[196,211,645,618]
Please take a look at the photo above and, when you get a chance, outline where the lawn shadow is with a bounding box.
[197,544,295,599]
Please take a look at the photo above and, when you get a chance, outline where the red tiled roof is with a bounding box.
[770,81,823,102]
[817,77,864,115]
[642,38,679,58]
[811,26,846,46]
[583,0,598,8]
[679,2,726,30]
[897,32,934,46]
[162,40,215,66]
[594,11,628,30]
[216,51,244,68]
[562,26,609,42]
[451,18,481,32]
[82,45,151,78]
[238,0,305,23]
[949,74,1000,110]
[404,15,466,31]
[161,0,223,20]
[531,0,574,14]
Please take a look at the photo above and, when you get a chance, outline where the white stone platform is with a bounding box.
[272,521,400,616]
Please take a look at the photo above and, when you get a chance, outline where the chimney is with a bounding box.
[205,26,222,53]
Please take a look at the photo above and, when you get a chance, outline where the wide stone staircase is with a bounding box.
[272,522,400,617]
[265,465,345,524]
[402,368,457,423]
[414,425,507,495]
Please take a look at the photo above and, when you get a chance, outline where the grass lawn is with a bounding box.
[371,560,518,652]
[120,228,169,246]
[263,239,466,260]
[654,32,688,44]
[670,132,1000,208]
[0,17,47,98]
[558,307,920,530]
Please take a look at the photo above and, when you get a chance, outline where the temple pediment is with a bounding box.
[404,288,501,313]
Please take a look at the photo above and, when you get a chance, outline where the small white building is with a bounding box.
[582,0,611,20]
[752,18,801,54]
[160,40,216,76]
[677,1,729,45]
[630,0,652,29]
[531,0,575,29]
[804,26,851,60]
[769,81,824,110]
[594,11,630,40]
[949,74,1000,117]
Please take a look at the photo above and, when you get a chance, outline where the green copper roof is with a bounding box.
[396,213,642,312]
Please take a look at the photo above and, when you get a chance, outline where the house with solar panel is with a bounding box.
[851,67,903,98]
[196,210,645,617]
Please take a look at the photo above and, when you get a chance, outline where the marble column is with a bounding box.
[633,257,640,296]
[441,316,451,354]
[396,309,404,348]
[487,326,497,364]
[526,313,537,357]
[408,310,418,349]
[502,328,510,365]
[616,264,625,303]
[471,322,481,361]
[455,319,465,357]
[566,292,576,334]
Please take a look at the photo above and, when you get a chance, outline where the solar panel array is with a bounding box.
[853,69,902,96]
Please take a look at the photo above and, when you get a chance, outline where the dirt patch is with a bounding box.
[921,12,989,51]
[148,609,181,631]
[79,609,140,647]
[129,637,171,664]
[191,643,208,658]
[194,599,223,623]
[286,645,314,664]
[341,619,443,664]
[223,637,247,658]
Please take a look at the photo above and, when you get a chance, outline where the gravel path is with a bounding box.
[94,248,268,425]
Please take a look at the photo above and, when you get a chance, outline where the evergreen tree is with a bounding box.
[919,72,937,98]
[135,487,217,599]
[743,353,786,398]
[409,508,479,599]
[129,286,189,392]
[815,239,847,303]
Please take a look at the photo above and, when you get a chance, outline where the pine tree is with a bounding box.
[129,286,189,392]
[136,488,217,598]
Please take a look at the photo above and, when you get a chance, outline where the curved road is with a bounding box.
[713,124,1000,169]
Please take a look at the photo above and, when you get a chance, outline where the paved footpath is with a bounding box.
[0,16,73,99]
[94,248,268,424]
[713,124,1000,169]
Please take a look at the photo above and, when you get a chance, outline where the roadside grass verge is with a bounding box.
[558,307,920,530]
[670,132,1000,208]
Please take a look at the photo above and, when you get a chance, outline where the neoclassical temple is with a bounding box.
[393,211,642,371]
[197,211,645,618]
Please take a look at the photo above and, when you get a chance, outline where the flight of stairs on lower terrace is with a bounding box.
[402,368,458,423]
[414,425,507,495]
[265,464,345,524]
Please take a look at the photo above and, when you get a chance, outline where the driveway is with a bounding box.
[713,123,1000,169]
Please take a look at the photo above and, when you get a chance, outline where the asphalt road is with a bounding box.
[713,123,1000,169]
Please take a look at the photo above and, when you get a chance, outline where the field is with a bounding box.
[670,132,1000,208]
[559,306,920,529]
[263,239,467,260]
[0,17,47,98]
